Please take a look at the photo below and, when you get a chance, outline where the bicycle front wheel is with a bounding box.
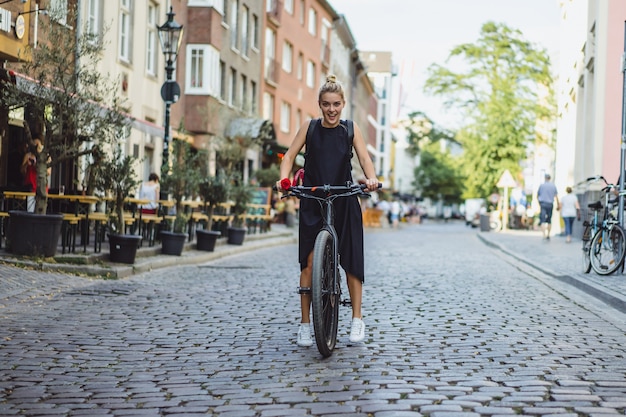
[581,222,592,273]
[311,229,339,358]
[590,225,626,275]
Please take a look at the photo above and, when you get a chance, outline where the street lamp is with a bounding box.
[157,6,183,182]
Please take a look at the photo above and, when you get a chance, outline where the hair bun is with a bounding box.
[326,74,337,83]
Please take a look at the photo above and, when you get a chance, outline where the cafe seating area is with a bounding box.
[0,188,273,257]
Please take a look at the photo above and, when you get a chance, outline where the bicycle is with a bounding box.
[280,182,378,357]
[589,179,626,275]
[580,176,608,273]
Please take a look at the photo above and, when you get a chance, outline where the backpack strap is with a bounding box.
[305,118,320,145]
[340,119,354,158]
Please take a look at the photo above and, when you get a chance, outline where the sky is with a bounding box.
[330,0,562,128]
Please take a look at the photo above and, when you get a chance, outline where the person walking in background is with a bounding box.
[560,186,580,243]
[276,74,379,347]
[537,173,560,240]
[138,173,160,215]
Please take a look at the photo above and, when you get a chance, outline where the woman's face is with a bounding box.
[319,92,344,127]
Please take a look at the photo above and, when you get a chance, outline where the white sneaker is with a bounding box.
[297,323,313,347]
[349,318,365,343]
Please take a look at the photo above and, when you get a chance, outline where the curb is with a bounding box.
[477,233,626,314]
[0,230,297,279]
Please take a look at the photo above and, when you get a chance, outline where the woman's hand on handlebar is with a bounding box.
[364,178,380,192]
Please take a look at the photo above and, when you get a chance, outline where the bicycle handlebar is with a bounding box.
[272,182,382,200]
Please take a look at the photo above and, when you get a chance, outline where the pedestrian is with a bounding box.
[560,186,580,243]
[276,74,379,347]
[138,173,160,215]
[537,173,560,240]
[20,137,47,212]
[390,199,401,228]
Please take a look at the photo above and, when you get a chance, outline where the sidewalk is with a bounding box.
[477,228,626,314]
[0,224,298,279]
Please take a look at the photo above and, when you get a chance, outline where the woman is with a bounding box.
[138,173,160,215]
[560,186,580,243]
[276,75,379,347]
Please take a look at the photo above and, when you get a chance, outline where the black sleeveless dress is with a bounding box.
[298,119,365,282]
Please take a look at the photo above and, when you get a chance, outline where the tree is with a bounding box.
[413,141,464,205]
[0,5,130,214]
[404,111,457,157]
[424,21,554,198]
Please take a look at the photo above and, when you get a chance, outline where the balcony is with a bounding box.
[264,58,280,86]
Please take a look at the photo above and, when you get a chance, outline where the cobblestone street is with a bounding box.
[1,222,626,416]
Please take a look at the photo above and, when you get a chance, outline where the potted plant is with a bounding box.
[0,10,129,257]
[196,172,230,251]
[227,180,253,245]
[94,146,142,264]
[159,139,204,255]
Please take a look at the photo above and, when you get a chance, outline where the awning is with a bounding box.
[6,70,164,138]
[225,118,276,143]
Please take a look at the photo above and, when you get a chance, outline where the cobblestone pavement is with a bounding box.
[1,222,625,416]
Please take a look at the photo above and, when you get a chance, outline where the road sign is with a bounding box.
[497,169,516,188]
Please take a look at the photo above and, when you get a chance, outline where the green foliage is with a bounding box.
[404,111,457,156]
[0,5,130,214]
[94,146,141,234]
[413,141,464,205]
[230,182,253,228]
[423,21,555,199]
[253,165,280,187]
[198,172,230,229]
[160,140,206,233]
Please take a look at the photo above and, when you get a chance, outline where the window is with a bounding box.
[241,74,247,111]
[264,28,276,82]
[186,45,220,95]
[229,68,237,106]
[86,0,102,40]
[222,0,228,24]
[263,92,274,121]
[146,3,158,76]
[241,5,249,57]
[296,109,302,130]
[230,0,239,50]
[49,0,68,25]
[306,60,315,88]
[297,53,303,80]
[299,0,305,25]
[252,14,259,50]
[284,0,294,14]
[280,101,291,133]
[119,0,133,63]
[219,60,226,100]
[251,80,257,113]
[282,41,293,73]
[308,8,317,36]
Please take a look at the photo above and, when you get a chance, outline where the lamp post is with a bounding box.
[157,6,183,185]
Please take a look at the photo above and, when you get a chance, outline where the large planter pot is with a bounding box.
[196,229,221,252]
[227,226,247,246]
[8,211,63,257]
[108,233,142,264]
[161,231,187,256]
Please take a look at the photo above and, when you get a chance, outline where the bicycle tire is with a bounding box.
[590,225,626,275]
[581,222,592,273]
[311,229,339,358]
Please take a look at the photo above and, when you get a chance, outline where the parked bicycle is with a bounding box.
[279,182,378,357]
[588,178,626,275]
[580,176,609,273]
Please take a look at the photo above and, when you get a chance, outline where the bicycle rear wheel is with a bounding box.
[581,222,592,273]
[590,225,626,275]
[311,229,339,358]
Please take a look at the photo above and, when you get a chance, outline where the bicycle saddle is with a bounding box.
[588,201,603,210]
